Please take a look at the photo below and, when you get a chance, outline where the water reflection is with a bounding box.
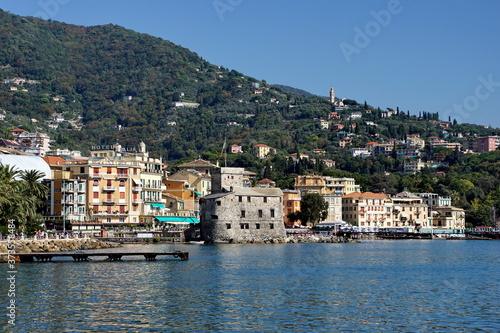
[2,241,499,332]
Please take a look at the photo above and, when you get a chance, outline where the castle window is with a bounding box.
[247,196,251,202]
[211,215,218,220]
[270,209,275,218]
[256,223,260,229]
[240,210,246,218]
[258,210,263,218]
[226,223,231,229]
[216,201,221,206]
[269,223,274,229]
[238,196,242,202]
[240,223,249,229]
[263,197,267,203]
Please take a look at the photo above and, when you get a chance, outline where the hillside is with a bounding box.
[1,10,500,226]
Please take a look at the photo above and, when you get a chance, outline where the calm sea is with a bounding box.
[2,240,499,332]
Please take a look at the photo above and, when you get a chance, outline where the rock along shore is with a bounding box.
[0,238,121,259]
[225,235,360,244]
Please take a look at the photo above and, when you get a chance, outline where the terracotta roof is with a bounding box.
[178,159,217,168]
[365,142,379,145]
[43,156,68,166]
[9,128,27,132]
[343,192,388,199]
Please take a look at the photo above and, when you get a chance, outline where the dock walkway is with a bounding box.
[6,251,189,262]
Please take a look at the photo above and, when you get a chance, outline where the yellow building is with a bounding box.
[391,192,429,229]
[342,192,393,229]
[252,144,274,159]
[432,206,465,229]
[283,189,301,227]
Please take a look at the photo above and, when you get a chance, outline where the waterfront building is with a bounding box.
[342,192,393,228]
[432,206,465,229]
[200,167,286,242]
[391,192,429,229]
[44,143,167,232]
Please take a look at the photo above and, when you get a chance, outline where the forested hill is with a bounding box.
[0,9,299,158]
[0,9,497,164]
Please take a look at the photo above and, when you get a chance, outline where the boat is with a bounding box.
[188,240,205,245]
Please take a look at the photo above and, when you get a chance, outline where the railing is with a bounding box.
[103,186,117,191]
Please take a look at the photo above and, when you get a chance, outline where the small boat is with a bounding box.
[188,240,205,245]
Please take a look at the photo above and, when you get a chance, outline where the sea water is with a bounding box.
[1,240,499,332]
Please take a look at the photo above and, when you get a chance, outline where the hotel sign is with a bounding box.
[91,145,137,152]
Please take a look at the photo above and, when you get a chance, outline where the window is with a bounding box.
[80,167,84,174]
[107,167,112,174]
[120,206,125,213]
[93,168,99,175]
[270,209,275,218]
[216,201,221,206]
[240,210,246,218]
[211,215,219,220]
[256,223,260,229]
[93,192,99,199]
[93,179,99,186]
[269,223,274,229]
[247,196,251,202]
[107,180,112,186]
[120,192,125,199]
[120,180,125,187]
[240,223,249,229]
[226,223,231,229]
[119,217,125,223]
[258,210,263,218]
[106,217,111,223]
[238,196,242,202]
[264,197,267,203]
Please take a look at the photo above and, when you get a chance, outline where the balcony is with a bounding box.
[103,186,117,191]
[133,199,143,204]
[132,186,142,192]
[92,173,103,179]
[103,198,115,204]
[116,173,130,179]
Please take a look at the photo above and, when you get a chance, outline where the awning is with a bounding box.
[154,216,199,224]
[148,203,165,209]
[194,191,201,195]
[132,178,142,185]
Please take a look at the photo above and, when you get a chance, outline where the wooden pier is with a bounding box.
[9,251,189,262]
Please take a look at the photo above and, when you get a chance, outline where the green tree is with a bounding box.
[296,192,328,227]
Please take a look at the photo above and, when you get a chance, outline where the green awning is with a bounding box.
[148,203,165,208]
[154,216,199,224]
[194,191,201,195]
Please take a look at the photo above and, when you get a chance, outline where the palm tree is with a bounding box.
[18,170,48,229]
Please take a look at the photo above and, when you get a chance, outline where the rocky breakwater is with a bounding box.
[0,239,121,262]
[228,235,360,244]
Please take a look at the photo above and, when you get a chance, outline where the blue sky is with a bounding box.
[2,0,500,127]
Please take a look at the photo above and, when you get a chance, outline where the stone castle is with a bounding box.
[200,167,286,242]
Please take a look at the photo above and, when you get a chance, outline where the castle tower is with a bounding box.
[330,87,335,104]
